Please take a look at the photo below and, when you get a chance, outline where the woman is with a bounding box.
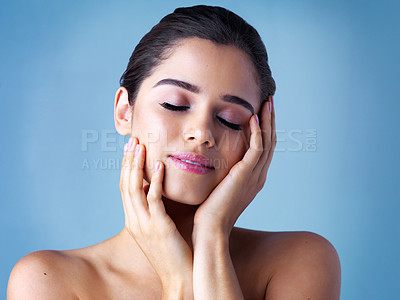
[8,5,341,299]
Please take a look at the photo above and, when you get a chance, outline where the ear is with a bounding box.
[114,87,132,135]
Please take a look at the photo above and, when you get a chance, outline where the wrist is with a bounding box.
[192,224,230,249]
[193,214,233,235]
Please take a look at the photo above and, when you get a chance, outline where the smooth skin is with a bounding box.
[8,38,341,299]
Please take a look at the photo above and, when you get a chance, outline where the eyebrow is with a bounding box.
[153,78,254,114]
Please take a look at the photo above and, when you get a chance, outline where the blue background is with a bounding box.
[1,0,399,298]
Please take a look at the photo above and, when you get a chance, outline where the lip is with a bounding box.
[169,152,215,175]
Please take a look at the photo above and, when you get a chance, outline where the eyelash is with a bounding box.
[160,102,189,111]
[159,102,242,131]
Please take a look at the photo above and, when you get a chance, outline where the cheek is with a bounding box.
[133,108,178,148]
[221,131,249,167]
[133,113,182,181]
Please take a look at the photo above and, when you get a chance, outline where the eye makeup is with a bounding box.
[159,101,243,131]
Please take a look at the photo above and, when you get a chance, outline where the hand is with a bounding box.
[119,137,193,290]
[193,97,277,237]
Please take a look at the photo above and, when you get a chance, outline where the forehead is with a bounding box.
[143,37,261,113]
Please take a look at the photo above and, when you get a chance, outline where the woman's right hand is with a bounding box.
[119,137,193,296]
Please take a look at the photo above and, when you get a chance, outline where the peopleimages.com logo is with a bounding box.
[80,128,317,170]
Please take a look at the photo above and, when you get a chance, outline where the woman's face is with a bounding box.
[130,37,261,205]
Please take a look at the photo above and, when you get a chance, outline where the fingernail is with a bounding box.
[155,161,161,171]
[128,137,133,148]
[135,144,140,156]
[255,114,259,125]
[123,143,128,155]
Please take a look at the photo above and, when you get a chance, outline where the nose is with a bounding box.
[183,115,216,148]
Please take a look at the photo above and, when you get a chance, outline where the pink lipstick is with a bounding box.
[169,152,215,175]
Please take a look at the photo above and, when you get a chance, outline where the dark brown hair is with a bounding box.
[120,5,276,108]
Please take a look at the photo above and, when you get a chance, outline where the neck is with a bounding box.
[162,196,199,250]
[109,197,199,279]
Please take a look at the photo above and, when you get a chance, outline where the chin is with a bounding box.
[162,180,210,206]
[161,170,215,205]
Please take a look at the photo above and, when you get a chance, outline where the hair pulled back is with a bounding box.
[120,5,276,107]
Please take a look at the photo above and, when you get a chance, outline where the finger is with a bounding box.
[147,161,167,217]
[120,138,138,211]
[271,95,276,147]
[266,95,277,163]
[260,97,273,162]
[129,143,150,219]
[240,114,263,170]
[253,97,273,175]
[258,97,277,185]
[130,144,145,190]
[120,150,129,222]
[258,139,276,185]
[120,138,139,229]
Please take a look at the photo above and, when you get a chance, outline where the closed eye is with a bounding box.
[216,116,242,131]
[160,102,189,111]
[160,102,242,131]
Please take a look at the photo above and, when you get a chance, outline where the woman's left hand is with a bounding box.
[193,97,276,237]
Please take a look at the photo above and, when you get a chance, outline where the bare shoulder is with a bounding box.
[263,230,341,299]
[231,228,341,299]
[7,249,89,299]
